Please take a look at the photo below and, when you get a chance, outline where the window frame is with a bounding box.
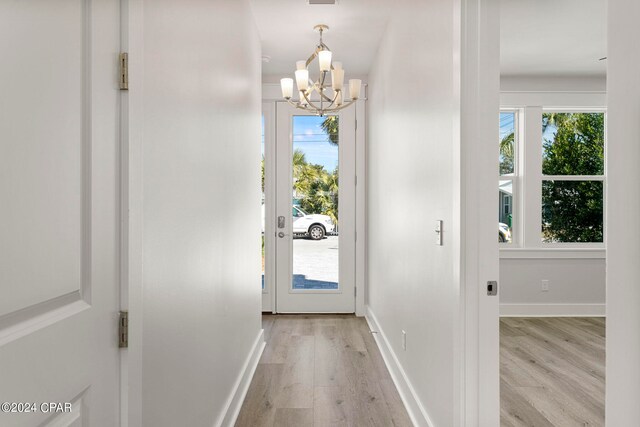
[499,106,606,250]
[539,109,606,247]
[498,109,521,246]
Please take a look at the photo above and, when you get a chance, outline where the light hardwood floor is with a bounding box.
[500,317,606,427]
[235,314,412,427]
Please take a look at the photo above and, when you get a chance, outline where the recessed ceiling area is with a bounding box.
[249,0,393,79]
[501,0,606,77]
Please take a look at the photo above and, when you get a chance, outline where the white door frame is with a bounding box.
[456,0,501,424]
[262,101,277,313]
[273,102,356,313]
[120,0,144,425]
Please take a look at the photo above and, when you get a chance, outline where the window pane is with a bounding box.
[542,112,605,175]
[499,180,513,243]
[542,180,603,243]
[292,115,339,290]
[500,112,515,175]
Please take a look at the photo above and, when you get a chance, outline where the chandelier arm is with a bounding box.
[320,99,357,113]
[325,90,340,109]
[285,97,309,112]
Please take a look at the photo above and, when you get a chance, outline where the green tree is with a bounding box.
[541,112,604,242]
[320,116,339,145]
[292,148,339,225]
[500,132,514,175]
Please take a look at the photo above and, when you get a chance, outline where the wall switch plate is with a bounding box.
[541,280,549,292]
[401,330,407,350]
[435,220,443,245]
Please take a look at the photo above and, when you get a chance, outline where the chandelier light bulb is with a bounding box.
[349,79,362,100]
[333,61,343,70]
[318,50,332,72]
[295,69,309,91]
[280,78,293,99]
[331,68,344,91]
[296,60,306,71]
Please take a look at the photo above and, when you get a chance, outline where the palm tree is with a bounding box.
[320,116,339,145]
[500,132,515,175]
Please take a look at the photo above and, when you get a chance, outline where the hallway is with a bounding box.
[235,315,412,426]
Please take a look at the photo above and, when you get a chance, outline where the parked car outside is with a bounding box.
[261,204,336,240]
[499,222,512,243]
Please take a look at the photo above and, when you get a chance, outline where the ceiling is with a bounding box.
[500,0,606,77]
[251,0,607,79]
[250,0,393,79]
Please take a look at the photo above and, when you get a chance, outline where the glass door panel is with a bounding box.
[292,116,339,291]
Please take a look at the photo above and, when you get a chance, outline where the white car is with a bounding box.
[261,204,336,240]
[292,205,335,240]
[499,222,512,243]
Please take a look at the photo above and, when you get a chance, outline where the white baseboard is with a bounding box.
[218,329,265,427]
[365,307,434,427]
[500,303,606,317]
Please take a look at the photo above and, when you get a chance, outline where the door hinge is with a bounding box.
[118,311,129,348]
[119,52,129,90]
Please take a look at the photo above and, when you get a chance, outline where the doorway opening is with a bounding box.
[498,1,607,424]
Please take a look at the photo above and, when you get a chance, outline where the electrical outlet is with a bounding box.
[541,280,549,292]
[401,330,407,350]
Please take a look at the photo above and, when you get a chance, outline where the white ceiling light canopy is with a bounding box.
[280,24,361,117]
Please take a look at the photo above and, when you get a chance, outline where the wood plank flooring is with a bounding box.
[500,317,606,427]
[235,314,412,427]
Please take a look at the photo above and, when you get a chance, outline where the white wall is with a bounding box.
[141,1,263,425]
[366,1,458,424]
[498,86,607,316]
[606,0,640,422]
[500,256,605,316]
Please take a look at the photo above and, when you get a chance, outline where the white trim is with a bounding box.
[365,307,434,427]
[500,248,606,259]
[355,99,366,316]
[500,91,606,109]
[262,102,276,313]
[500,303,606,317]
[120,0,144,425]
[217,329,266,427]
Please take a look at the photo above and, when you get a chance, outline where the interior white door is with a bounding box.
[0,1,121,425]
[275,103,356,313]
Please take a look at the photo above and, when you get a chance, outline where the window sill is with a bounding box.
[499,247,606,259]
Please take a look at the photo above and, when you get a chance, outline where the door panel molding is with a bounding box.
[0,0,93,339]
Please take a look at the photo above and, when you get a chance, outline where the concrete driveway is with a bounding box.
[292,236,339,289]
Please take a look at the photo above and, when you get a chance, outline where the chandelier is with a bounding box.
[280,25,361,117]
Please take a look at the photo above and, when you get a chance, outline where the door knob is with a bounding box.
[278,231,289,238]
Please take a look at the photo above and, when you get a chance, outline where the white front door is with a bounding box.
[0,1,122,425]
[274,103,356,313]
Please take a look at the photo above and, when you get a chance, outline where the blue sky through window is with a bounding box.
[293,116,338,172]
[500,112,515,139]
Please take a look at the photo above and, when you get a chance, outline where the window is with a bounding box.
[498,111,516,244]
[498,108,605,249]
[541,112,605,243]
